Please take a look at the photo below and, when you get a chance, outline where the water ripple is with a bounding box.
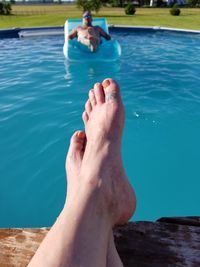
[1,32,200,226]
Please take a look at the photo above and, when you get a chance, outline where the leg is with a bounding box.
[28,132,111,267]
[66,131,124,267]
[82,79,136,225]
[88,36,100,52]
[78,35,99,52]
[107,232,124,267]
[78,36,90,47]
[28,78,136,267]
[82,79,136,267]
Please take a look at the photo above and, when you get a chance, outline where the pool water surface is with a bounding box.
[1,30,200,227]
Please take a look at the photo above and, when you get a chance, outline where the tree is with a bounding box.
[0,1,12,15]
[187,0,200,6]
[112,0,124,6]
[76,0,103,13]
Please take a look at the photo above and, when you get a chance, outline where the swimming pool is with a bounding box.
[1,28,200,227]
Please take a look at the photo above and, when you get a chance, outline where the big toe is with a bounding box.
[102,78,121,104]
[66,131,86,165]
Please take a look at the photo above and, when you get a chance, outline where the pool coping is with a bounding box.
[1,25,200,39]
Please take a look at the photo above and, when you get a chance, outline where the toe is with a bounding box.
[82,111,89,126]
[94,83,105,104]
[67,130,86,160]
[89,89,97,107]
[102,78,117,88]
[102,78,121,103]
[70,130,86,148]
[85,100,92,115]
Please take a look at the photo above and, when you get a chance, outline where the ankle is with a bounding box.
[63,186,113,227]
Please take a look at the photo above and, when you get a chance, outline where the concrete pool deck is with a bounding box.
[0,217,200,267]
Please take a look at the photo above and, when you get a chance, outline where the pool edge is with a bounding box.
[1,25,200,39]
[0,217,200,266]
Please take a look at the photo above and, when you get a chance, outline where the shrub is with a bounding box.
[170,6,181,15]
[125,3,136,15]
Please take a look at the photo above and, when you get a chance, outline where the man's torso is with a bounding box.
[77,26,101,40]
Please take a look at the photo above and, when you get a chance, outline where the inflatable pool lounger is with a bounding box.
[63,18,121,62]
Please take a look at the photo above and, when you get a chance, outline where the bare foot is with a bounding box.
[64,78,135,266]
[65,130,123,267]
[81,78,136,225]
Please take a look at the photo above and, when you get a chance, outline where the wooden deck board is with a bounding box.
[0,217,200,267]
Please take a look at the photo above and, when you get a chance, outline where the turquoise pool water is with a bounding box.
[1,31,200,227]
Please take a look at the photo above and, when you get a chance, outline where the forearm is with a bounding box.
[68,34,75,40]
[105,34,111,40]
[68,29,77,40]
[101,33,111,41]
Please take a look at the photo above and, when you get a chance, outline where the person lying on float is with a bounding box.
[68,11,111,52]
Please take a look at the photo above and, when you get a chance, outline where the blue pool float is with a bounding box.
[63,18,121,62]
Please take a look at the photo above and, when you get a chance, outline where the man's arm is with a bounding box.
[97,26,111,40]
[68,28,78,40]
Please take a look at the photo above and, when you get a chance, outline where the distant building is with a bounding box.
[167,0,185,4]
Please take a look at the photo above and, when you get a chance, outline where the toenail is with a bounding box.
[94,82,101,88]
[89,89,94,96]
[102,79,110,88]
[77,131,85,139]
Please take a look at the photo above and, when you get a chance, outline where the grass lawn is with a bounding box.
[0,4,200,30]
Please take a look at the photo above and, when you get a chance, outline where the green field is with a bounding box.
[0,4,200,30]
